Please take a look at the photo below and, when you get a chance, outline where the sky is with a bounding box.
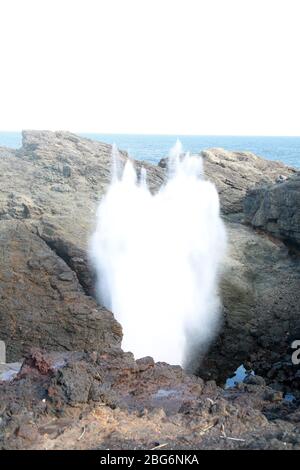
[0,0,299,135]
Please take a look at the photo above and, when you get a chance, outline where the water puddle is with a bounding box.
[154,388,178,399]
[0,362,22,382]
[225,364,255,389]
[283,393,296,403]
[225,366,297,403]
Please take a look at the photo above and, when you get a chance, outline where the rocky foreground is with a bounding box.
[0,131,299,450]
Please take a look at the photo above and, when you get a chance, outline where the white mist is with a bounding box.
[90,142,226,369]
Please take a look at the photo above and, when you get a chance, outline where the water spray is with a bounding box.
[90,142,226,369]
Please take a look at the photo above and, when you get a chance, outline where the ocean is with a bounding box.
[1,132,300,168]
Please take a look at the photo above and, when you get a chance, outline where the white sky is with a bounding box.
[0,0,299,135]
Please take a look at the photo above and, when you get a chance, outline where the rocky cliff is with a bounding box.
[244,174,300,248]
[159,147,296,216]
[0,131,299,450]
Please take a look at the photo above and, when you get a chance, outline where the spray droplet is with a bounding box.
[122,160,137,185]
[167,139,184,178]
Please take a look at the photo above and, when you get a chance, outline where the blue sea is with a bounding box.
[1,132,300,168]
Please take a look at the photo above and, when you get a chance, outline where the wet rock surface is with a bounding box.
[0,130,300,449]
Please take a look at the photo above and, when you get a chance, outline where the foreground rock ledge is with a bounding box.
[0,349,299,450]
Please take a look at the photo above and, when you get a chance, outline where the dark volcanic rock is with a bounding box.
[244,174,300,248]
[0,349,299,450]
[198,221,300,390]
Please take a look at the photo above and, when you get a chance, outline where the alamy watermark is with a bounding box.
[291,340,300,365]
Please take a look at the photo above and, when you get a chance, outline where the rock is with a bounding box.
[55,361,94,405]
[275,174,287,183]
[202,148,296,215]
[264,390,284,402]
[159,148,296,215]
[0,341,5,363]
[244,174,300,248]
[198,220,300,385]
[244,375,266,386]
[0,220,122,361]
[136,356,155,371]
[0,349,299,450]
[0,146,16,159]
[157,157,168,169]
[17,423,39,442]
[58,271,74,282]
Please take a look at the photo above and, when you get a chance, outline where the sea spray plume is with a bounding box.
[139,166,147,188]
[90,142,227,369]
[167,138,183,177]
